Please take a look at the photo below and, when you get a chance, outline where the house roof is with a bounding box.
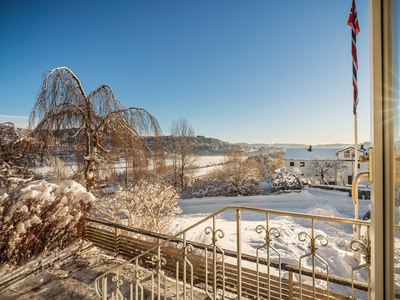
[284,148,339,160]
[337,146,367,154]
[284,147,367,160]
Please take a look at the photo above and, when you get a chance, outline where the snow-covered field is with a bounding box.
[34,155,226,175]
[175,187,370,298]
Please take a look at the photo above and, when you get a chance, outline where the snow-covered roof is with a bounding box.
[284,147,367,160]
[337,146,367,154]
[284,148,341,160]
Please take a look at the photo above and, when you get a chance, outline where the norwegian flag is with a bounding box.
[348,0,360,115]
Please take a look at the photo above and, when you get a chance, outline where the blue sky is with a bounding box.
[0,0,370,145]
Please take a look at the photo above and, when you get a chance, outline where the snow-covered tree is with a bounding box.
[0,180,95,266]
[273,172,302,190]
[29,67,164,192]
[266,154,284,176]
[218,151,263,196]
[0,122,36,189]
[92,180,181,234]
[307,156,344,185]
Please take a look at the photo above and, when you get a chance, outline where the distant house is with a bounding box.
[283,146,368,186]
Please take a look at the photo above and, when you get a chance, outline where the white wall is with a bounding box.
[284,157,368,186]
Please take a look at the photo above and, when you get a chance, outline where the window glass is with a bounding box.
[393,0,400,293]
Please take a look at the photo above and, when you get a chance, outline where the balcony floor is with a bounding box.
[0,246,211,300]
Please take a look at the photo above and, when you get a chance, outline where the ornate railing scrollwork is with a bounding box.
[150,247,167,299]
[126,259,144,300]
[204,216,226,299]
[176,233,194,299]
[204,226,225,244]
[255,213,282,299]
[110,268,124,300]
[298,220,329,300]
[351,227,371,300]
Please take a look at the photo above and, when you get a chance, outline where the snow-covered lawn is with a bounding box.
[34,155,226,175]
[175,187,370,298]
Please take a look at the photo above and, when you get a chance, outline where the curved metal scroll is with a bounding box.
[351,237,371,300]
[298,220,329,300]
[204,216,225,299]
[255,213,282,299]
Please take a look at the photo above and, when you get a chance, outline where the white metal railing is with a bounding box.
[88,206,371,300]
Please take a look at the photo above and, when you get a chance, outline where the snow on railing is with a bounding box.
[87,206,371,300]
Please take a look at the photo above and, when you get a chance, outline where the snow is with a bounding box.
[0,180,95,267]
[34,156,225,176]
[191,165,223,177]
[284,148,341,160]
[0,244,209,300]
[193,156,225,167]
[0,184,371,299]
[175,186,370,298]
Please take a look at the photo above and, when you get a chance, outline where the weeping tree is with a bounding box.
[29,67,164,192]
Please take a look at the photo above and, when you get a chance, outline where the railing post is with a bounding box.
[102,276,107,300]
[288,271,293,300]
[115,227,120,257]
[236,209,242,300]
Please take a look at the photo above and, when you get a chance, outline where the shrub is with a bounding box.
[91,180,181,234]
[273,172,302,191]
[0,180,95,266]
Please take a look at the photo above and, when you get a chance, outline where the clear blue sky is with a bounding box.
[0,0,370,145]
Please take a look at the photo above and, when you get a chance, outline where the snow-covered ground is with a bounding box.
[175,186,371,298]
[34,155,226,175]
[0,185,371,299]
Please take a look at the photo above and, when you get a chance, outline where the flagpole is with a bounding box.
[354,113,358,221]
[348,0,360,262]
[353,109,360,263]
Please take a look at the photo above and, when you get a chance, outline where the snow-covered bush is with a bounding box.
[0,122,37,189]
[92,180,181,234]
[189,178,226,198]
[273,172,302,191]
[0,180,95,266]
[188,152,265,198]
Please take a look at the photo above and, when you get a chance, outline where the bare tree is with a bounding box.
[169,118,199,191]
[29,67,164,191]
[307,156,344,185]
[254,154,284,179]
[266,154,284,174]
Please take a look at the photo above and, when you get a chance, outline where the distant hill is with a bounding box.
[236,142,369,149]
[2,124,369,156]
[236,143,308,148]
[160,135,257,155]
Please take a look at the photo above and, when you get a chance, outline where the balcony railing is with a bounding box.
[87,206,371,300]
